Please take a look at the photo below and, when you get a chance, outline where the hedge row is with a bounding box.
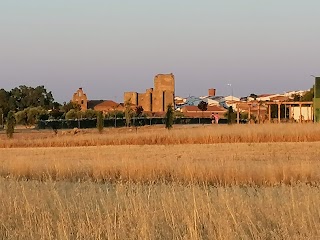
[37,117,231,130]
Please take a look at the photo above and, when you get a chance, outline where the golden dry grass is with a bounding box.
[1,123,320,148]
[1,125,320,239]
[1,142,319,186]
[1,179,320,239]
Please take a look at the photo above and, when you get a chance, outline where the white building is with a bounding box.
[291,106,313,121]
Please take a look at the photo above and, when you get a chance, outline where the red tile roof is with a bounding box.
[94,100,124,112]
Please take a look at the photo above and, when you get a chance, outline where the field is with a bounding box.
[1,124,320,239]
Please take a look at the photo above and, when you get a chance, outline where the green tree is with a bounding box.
[6,111,16,138]
[15,107,47,127]
[197,101,208,124]
[107,110,124,119]
[0,108,4,129]
[96,111,104,133]
[15,110,28,126]
[227,106,236,124]
[124,100,133,127]
[301,87,314,102]
[249,93,258,100]
[0,89,10,116]
[292,94,301,102]
[65,109,80,120]
[165,104,174,130]
[83,109,98,119]
[9,85,55,111]
[49,109,64,120]
[62,101,81,113]
[0,86,56,114]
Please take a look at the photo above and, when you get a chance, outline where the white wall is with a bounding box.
[291,106,313,121]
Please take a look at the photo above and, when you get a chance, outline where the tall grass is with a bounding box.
[1,143,319,186]
[1,125,320,238]
[1,179,320,239]
[1,123,320,148]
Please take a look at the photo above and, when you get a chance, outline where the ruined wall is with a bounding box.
[72,88,88,111]
[153,73,175,112]
[123,73,175,113]
[124,92,138,106]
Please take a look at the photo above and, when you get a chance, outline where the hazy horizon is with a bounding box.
[1,1,319,103]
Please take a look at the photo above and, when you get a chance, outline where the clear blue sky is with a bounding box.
[0,0,319,103]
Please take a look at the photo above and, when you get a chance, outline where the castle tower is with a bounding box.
[72,88,88,111]
[153,73,175,112]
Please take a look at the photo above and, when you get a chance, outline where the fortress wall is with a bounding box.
[124,92,138,106]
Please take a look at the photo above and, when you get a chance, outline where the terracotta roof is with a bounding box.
[87,100,104,109]
[94,100,124,112]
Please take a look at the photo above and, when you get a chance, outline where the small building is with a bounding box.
[72,88,124,113]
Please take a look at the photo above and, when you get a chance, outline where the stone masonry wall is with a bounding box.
[153,74,175,112]
[123,73,175,113]
[72,88,88,111]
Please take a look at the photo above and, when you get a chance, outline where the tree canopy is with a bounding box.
[0,85,55,116]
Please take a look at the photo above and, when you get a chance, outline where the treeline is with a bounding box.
[0,85,56,116]
[0,86,81,128]
[0,85,148,129]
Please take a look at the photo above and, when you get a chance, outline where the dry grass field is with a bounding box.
[1,124,320,239]
[1,123,320,148]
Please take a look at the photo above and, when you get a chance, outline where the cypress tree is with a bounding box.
[96,111,104,133]
[0,108,3,129]
[6,110,16,138]
[165,104,174,130]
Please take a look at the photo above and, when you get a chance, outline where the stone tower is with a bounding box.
[152,73,175,112]
[124,73,175,113]
[72,88,88,111]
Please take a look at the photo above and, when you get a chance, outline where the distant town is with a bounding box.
[72,73,315,123]
[0,73,317,128]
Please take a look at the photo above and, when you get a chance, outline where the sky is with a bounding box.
[0,1,320,103]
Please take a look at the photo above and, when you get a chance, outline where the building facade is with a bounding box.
[72,88,88,111]
[124,73,175,112]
